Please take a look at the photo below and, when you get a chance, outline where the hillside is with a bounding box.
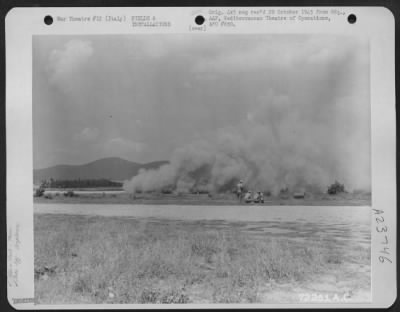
[34,157,168,183]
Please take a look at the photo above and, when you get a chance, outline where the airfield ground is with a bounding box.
[34,213,370,304]
[34,188,371,303]
[34,190,371,206]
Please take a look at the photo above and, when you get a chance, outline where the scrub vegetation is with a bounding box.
[35,214,370,304]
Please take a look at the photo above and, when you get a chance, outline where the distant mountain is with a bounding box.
[33,157,168,184]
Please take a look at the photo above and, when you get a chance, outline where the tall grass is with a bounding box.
[34,214,370,304]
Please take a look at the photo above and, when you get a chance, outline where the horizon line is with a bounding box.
[34,157,169,171]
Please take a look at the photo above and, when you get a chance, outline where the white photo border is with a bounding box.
[6,6,396,309]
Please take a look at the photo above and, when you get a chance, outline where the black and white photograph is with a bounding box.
[30,33,374,304]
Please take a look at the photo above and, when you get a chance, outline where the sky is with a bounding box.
[33,34,370,190]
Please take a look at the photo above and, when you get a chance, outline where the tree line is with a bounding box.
[39,178,123,189]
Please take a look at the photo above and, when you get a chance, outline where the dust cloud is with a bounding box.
[124,89,370,195]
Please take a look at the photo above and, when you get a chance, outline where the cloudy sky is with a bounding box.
[33,34,370,186]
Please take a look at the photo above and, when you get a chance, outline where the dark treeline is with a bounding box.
[40,178,123,189]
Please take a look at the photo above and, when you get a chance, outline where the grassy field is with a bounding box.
[34,191,371,206]
[34,214,370,304]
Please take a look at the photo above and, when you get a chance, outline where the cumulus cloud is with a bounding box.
[192,36,365,74]
[47,39,94,92]
[74,127,99,142]
[102,137,145,158]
